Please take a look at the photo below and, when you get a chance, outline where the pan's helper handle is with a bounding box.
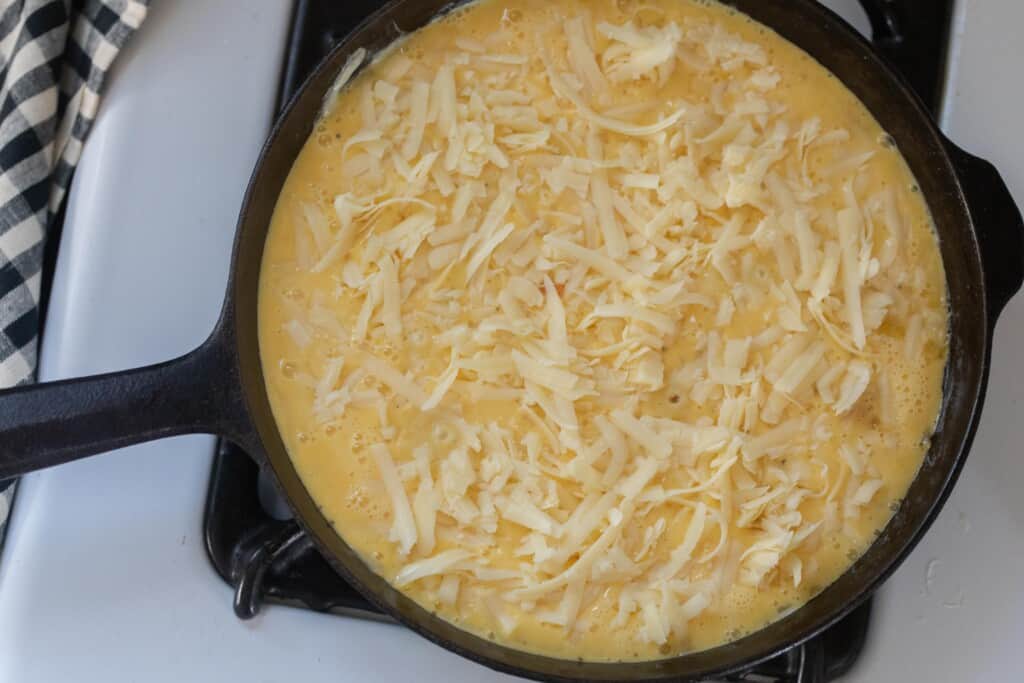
[945,139,1024,324]
[0,332,246,479]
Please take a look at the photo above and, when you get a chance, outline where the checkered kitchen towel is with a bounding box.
[0,0,147,540]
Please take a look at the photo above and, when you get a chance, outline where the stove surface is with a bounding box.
[0,1,1022,682]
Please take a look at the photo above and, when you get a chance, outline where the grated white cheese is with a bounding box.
[373,444,418,556]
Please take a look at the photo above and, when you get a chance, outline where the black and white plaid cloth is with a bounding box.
[0,0,147,537]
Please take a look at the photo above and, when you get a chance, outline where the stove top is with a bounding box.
[6,1,1023,682]
[199,1,952,681]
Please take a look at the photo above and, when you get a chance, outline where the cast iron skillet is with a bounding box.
[1,0,1022,680]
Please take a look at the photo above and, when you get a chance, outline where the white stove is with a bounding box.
[0,1,1021,681]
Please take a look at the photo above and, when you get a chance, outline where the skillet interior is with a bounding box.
[229,0,988,679]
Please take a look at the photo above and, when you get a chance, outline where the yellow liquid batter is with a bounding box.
[258,0,947,662]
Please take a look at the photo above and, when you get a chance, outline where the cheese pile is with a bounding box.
[275,5,946,650]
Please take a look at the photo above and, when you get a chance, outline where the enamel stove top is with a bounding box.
[1,1,1022,682]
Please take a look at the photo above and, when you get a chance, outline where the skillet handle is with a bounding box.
[944,139,1024,324]
[0,332,247,479]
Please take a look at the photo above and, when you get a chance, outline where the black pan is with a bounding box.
[1,1,1021,680]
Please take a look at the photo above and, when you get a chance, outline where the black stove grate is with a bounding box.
[203,1,952,680]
